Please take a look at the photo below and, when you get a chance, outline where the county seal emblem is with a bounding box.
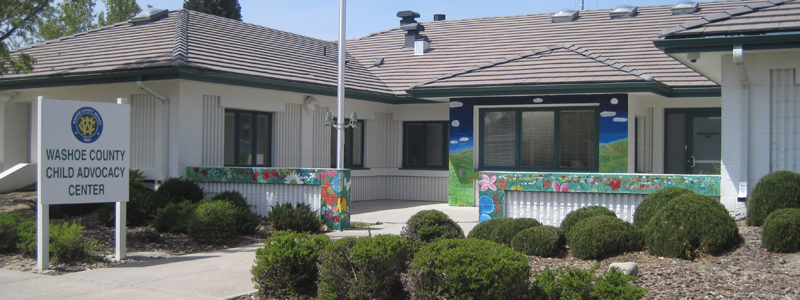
[71,107,103,143]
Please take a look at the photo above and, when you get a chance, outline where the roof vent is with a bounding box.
[552,9,579,23]
[397,10,420,26]
[398,10,424,49]
[671,1,699,15]
[434,14,446,21]
[131,7,169,23]
[610,5,638,19]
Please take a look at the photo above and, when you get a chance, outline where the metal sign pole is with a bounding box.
[336,0,346,169]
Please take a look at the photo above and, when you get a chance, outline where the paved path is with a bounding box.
[0,200,477,300]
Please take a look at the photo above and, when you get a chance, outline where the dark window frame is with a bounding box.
[478,106,600,172]
[224,109,272,167]
[402,121,449,170]
[330,119,365,169]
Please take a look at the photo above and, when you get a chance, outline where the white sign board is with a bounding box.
[38,98,130,204]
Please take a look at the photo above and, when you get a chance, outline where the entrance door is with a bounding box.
[664,108,721,174]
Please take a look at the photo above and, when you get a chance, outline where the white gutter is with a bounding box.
[136,77,170,182]
[733,45,749,199]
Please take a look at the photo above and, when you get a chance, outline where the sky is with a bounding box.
[108,0,714,41]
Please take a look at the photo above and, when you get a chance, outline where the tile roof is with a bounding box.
[8,10,392,95]
[659,0,800,37]
[346,0,767,95]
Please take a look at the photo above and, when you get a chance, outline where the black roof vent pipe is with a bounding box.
[397,10,424,49]
[397,10,420,26]
[434,14,446,21]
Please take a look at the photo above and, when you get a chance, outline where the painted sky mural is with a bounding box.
[448,94,629,206]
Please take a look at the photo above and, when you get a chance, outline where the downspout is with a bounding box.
[136,77,170,184]
[733,45,749,200]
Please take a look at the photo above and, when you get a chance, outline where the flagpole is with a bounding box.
[336,0,346,170]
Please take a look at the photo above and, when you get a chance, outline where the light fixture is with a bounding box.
[324,111,359,128]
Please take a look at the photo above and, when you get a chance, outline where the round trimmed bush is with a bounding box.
[634,187,694,227]
[407,238,531,300]
[268,203,322,233]
[211,190,249,209]
[561,206,617,242]
[156,177,205,204]
[189,200,238,245]
[511,225,565,257]
[646,193,741,259]
[252,230,331,297]
[491,218,541,246]
[467,217,511,240]
[401,210,464,243]
[152,200,198,234]
[317,235,411,299]
[568,215,642,260]
[762,208,800,253]
[747,171,800,226]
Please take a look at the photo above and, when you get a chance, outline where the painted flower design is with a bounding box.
[337,197,347,212]
[479,174,497,191]
[552,182,572,192]
[284,172,304,184]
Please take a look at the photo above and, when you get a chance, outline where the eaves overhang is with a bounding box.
[405,81,720,98]
[653,32,800,54]
[0,67,436,105]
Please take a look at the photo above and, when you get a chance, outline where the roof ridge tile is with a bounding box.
[173,10,189,66]
[660,0,795,37]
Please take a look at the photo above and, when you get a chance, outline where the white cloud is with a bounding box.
[450,140,458,144]
[613,117,628,122]
[610,98,619,105]
[450,101,464,108]
[459,137,470,141]
[600,111,616,117]
[533,98,544,103]
[452,120,460,127]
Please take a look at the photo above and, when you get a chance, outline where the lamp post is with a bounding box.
[335,0,346,169]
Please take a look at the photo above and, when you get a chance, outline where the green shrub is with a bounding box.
[646,193,741,259]
[211,190,249,209]
[560,206,617,243]
[568,216,643,260]
[233,207,261,235]
[318,235,412,300]
[747,170,800,226]
[762,208,800,253]
[152,200,198,234]
[17,220,102,263]
[406,238,531,300]
[268,203,322,233]
[532,264,645,300]
[0,212,33,253]
[467,217,511,240]
[634,187,694,227]
[189,200,238,245]
[511,225,565,257]
[401,210,464,243]
[252,230,330,297]
[98,170,165,227]
[49,203,104,219]
[491,218,541,246]
[156,177,205,204]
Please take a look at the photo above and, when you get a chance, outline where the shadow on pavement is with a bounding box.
[349,200,442,215]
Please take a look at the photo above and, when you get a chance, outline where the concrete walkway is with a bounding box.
[0,200,477,300]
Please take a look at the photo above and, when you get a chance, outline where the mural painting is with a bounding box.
[186,167,350,230]
[477,171,721,222]
[449,94,629,206]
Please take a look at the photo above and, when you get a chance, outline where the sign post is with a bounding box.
[37,97,130,269]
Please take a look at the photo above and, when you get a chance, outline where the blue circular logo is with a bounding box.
[71,107,103,143]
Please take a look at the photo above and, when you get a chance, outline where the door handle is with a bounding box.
[690,156,696,167]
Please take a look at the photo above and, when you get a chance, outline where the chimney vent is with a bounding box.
[397,10,421,26]
[414,36,430,55]
[610,5,638,19]
[434,14,446,21]
[671,1,699,15]
[552,9,579,23]
[398,10,425,49]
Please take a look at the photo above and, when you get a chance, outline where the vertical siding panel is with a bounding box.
[201,95,223,166]
[771,69,800,172]
[505,192,645,226]
[201,182,320,217]
[130,94,156,169]
[313,107,331,168]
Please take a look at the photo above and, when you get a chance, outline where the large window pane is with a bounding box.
[352,125,362,165]
[330,119,364,168]
[256,114,270,165]
[426,123,444,166]
[405,124,423,167]
[560,110,596,168]
[224,112,235,165]
[483,111,516,167]
[238,113,253,165]
[521,111,554,167]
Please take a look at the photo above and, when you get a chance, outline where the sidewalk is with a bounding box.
[0,200,477,300]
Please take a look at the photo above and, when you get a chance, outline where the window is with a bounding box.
[479,107,598,171]
[330,119,364,168]
[403,121,448,169]
[224,110,272,166]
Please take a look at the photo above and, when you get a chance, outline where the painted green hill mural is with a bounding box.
[600,139,628,173]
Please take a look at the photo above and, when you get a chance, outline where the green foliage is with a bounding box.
[210,190,259,235]
[49,203,104,219]
[35,0,97,41]
[251,231,330,297]
[152,200,198,234]
[646,193,741,259]
[98,169,163,227]
[189,200,238,245]
[761,208,800,253]
[561,206,617,243]
[401,210,464,243]
[317,235,412,300]
[97,0,141,26]
[747,170,800,226]
[183,0,242,21]
[532,264,645,300]
[467,217,511,240]
[0,212,33,252]
[267,203,322,233]
[568,216,643,260]
[491,218,541,246]
[511,225,565,257]
[634,187,695,227]
[407,238,531,300]
[156,177,205,204]
[17,220,102,263]
[1,0,49,74]
[211,190,249,209]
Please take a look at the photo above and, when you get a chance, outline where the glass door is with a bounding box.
[664,108,721,174]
